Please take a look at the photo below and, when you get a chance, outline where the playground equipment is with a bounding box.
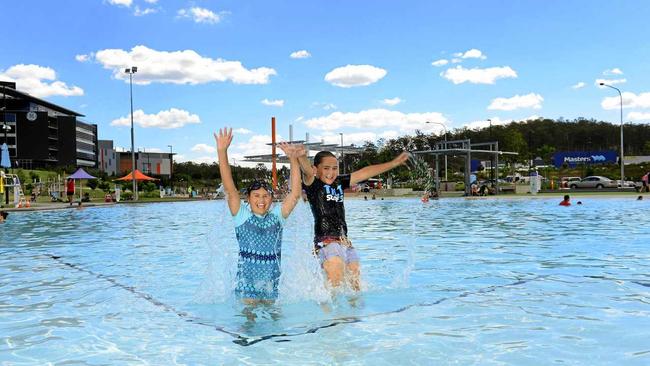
[1,172,28,208]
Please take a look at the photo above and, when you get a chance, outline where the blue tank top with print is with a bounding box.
[233,204,285,300]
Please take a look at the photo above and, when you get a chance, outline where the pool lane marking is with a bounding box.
[46,254,244,340]
[46,254,561,347]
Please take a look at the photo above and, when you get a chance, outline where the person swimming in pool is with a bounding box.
[215,128,303,303]
[297,149,409,290]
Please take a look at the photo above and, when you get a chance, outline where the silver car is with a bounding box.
[569,176,617,189]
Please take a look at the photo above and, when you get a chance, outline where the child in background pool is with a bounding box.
[559,195,571,206]
[215,128,303,303]
[298,149,409,290]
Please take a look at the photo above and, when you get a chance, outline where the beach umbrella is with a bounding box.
[1,143,10,169]
[67,168,97,201]
[115,170,158,199]
[115,169,158,182]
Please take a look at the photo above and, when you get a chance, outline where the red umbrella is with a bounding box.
[115,169,158,181]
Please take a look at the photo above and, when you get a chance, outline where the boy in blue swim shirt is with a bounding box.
[216,128,303,302]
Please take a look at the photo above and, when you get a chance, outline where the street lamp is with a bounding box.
[125,66,138,200]
[600,82,625,187]
[426,121,448,181]
[339,132,344,174]
[168,144,173,181]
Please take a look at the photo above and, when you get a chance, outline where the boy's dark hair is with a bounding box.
[0,211,8,219]
[246,180,273,196]
[563,195,570,200]
[313,151,336,167]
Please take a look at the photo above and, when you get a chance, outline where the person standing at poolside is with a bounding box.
[215,128,303,303]
[298,149,408,290]
[66,178,75,205]
[642,172,649,193]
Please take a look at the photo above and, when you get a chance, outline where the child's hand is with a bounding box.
[214,128,233,152]
[392,151,410,167]
[278,143,303,159]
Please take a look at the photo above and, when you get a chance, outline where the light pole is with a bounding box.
[426,121,448,181]
[168,144,173,182]
[2,123,9,205]
[125,66,138,200]
[339,132,344,174]
[600,82,625,187]
[487,118,494,182]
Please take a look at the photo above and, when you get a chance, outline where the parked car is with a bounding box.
[569,176,617,189]
[560,176,581,188]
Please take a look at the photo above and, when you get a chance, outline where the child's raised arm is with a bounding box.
[297,150,315,186]
[350,151,409,186]
[215,128,241,216]
[278,143,304,218]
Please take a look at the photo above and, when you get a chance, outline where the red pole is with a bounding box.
[271,117,277,190]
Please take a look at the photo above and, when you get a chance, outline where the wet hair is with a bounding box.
[0,211,7,220]
[563,195,570,201]
[246,180,273,196]
[638,195,643,200]
[313,151,337,167]
[577,201,583,205]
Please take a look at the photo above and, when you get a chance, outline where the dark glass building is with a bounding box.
[1,81,97,169]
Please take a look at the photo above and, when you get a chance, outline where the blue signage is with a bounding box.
[552,150,618,168]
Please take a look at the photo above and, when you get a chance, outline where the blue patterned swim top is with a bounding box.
[232,203,285,300]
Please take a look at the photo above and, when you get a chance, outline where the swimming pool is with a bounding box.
[1,198,649,365]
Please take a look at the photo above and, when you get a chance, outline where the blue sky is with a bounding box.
[2,0,650,164]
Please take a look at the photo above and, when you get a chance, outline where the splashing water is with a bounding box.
[407,152,437,193]
[194,199,331,305]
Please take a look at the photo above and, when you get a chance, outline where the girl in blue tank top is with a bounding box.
[215,128,303,302]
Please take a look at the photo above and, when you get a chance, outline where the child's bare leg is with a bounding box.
[322,256,345,287]
[346,261,361,291]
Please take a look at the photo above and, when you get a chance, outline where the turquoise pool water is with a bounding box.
[1,198,649,365]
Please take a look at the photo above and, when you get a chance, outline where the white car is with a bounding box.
[569,176,617,189]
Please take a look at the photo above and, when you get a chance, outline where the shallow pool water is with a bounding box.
[1,198,650,365]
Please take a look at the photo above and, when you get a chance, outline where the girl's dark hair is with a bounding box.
[313,151,337,167]
[0,211,8,219]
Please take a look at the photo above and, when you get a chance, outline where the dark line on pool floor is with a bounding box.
[46,254,550,347]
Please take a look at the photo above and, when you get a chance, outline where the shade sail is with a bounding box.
[115,169,158,181]
[67,168,97,180]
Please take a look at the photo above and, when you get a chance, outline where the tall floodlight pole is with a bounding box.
[125,67,138,200]
[600,82,624,187]
[339,132,344,174]
[426,121,448,181]
[168,144,173,181]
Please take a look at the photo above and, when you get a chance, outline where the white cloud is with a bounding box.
[92,45,276,85]
[572,81,586,89]
[234,128,252,134]
[603,68,624,76]
[596,78,627,87]
[431,59,449,67]
[191,143,216,153]
[381,97,402,106]
[295,116,304,122]
[456,48,487,60]
[75,54,91,62]
[628,112,650,121]
[488,93,543,111]
[602,92,650,110]
[134,6,157,16]
[312,102,337,110]
[261,98,284,107]
[441,65,517,84]
[324,64,387,88]
[111,108,201,129]
[290,50,311,59]
[177,7,224,24]
[303,108,448,134]
[108,0,132,7]
[0,64,84,98]
[451,58,462,63]
[144,0,158,3]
